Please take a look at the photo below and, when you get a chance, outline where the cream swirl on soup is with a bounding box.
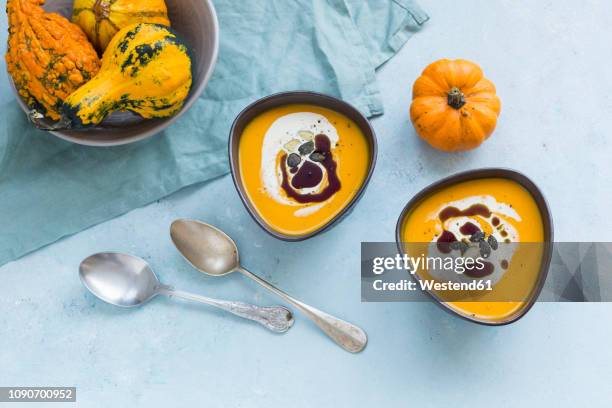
[260,112,340,215]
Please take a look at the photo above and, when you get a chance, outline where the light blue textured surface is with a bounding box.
[0,0,426,266]
[1,1,612,407]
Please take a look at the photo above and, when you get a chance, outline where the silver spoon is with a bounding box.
[79,252,294,333]
[170,219,368,353]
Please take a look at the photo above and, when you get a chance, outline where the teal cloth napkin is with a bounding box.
[0,0,428,266]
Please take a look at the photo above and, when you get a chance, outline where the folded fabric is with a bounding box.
[0,0,428,266]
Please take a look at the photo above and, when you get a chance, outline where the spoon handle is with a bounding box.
[237,267,367,353]
[158,286,294,333]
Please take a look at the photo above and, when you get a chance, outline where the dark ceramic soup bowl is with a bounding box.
[395,168,554,325]
[229,91,378,241]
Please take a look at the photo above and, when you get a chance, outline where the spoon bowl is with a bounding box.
[170,219,239,276]
[80,252,160,307]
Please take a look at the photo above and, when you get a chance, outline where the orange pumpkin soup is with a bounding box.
[239,104,370,237]
[400,178,545,323]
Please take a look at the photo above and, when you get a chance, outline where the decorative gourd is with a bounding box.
[5,0,101,120]
[60,23,192,128]
[410,59,501,152]
[73,0,171,52]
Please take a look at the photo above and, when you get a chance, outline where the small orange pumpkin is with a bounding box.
[410,59,501,152]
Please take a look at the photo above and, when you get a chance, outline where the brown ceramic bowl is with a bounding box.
[229,91,378,241]
[9,0,219,147]
[395,168,554,326]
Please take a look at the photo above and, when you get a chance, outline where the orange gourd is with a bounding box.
[410,59,501,152]
[6,0,101,120]
[72,0,171,52]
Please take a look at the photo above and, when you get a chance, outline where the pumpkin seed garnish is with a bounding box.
[284,139,301,152]
[470,231,485,242]
[298,130,315,141]
[299,141,315,155]
[487,235,498,250]
[287,153,301,168]
[449,240,469,255]
[479,240,491,258]
[449,241,462,251]
[309,151,326,162]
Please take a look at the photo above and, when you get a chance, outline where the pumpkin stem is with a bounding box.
[93,0,111,20]
[28,109,72,131]
[447,87,466,110]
